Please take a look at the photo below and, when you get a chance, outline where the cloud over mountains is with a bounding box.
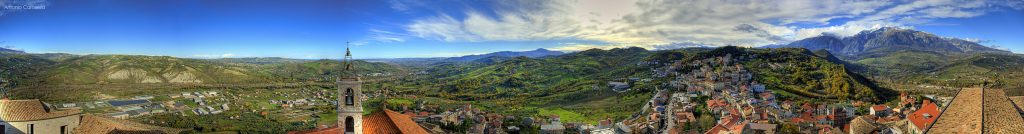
[391,0,1024,51]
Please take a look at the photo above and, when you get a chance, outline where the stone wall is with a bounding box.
[1,115,81,134]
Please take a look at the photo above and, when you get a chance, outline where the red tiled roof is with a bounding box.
[707,99,729,107]
[74,115,186,134]
[729,121,749,133]
[871,105,889,111]
[292,109,429,134]
[676,112,696,122]
[801,103,814,110]
[0,99,81,122]
[792,112,816,123]
[908,100,940,130]
[704,124,729,134]
[403,111,417,117]
[365,109,430,134]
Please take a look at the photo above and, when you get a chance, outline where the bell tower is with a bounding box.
[338,42,363,134]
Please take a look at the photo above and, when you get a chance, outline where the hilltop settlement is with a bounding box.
[6,28,1024,134]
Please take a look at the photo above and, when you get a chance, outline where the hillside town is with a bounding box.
[539,54,953,134]
[0,52,1003,134]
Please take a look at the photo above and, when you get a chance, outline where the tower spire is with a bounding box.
[343,42,355,77]
[337,42,364,134]
[345,42,353,69]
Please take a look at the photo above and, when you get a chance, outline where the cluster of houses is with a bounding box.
[55,95,169,119]
[846,92,941,134]
[170,91,235,116]
[663,54,774,132]
[614,53,945,134]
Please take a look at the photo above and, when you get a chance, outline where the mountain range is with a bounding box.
[368,48,566,66]
[778,27,1010,59]
[444,48,565,62]
[0,47,25,53]
[777,27,1024,95]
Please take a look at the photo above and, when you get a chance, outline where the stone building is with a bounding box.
[1,99,82,134]
[290,44,429,134]
[2,99,184,134]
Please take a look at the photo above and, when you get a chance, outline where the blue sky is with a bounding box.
[1,0,1022,59]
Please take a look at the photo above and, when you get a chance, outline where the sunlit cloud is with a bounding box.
[399,0,1024,50]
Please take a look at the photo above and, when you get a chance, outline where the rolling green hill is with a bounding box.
[44,55,267,84]
[391,47,658,122]
[1,54,404,85]
[0,53,56,86]
[902,53,1024,92]
[391,46,890,123]
[262,59,405,82]
[657,47,888,101]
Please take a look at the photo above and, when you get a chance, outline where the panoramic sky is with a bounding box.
[1,0,1023,59]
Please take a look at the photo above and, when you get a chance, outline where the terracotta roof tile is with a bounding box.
[374,109,429,134]
[704,124,729,134]
[293,109,429,134]
[73,115,186,134]
[363,109,402,134]
[0,99,81,122]
[909,100,940,130]
[871,105,888,111]
[849,116,878,134]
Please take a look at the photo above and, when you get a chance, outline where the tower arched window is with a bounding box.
[345,116,354,133]
[345,88,354,105]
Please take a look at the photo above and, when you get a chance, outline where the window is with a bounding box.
[345,88,354,106]
[1,125,5,134]
[28,124,33,134]
[60,125,66,134]
[345,117,355,132]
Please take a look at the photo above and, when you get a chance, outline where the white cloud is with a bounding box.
[792,23,904,39]
[368,29,406,43]
[401,0,1023,49]
[388,0,409,12]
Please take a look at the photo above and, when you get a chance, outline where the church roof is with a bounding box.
[290,109,429,134]
[0,99,81,122]
[364,109,430,134]
[73,115,187,134]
